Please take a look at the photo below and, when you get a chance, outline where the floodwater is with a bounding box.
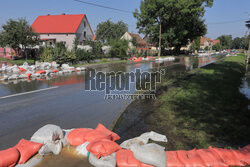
[0,56,218,152]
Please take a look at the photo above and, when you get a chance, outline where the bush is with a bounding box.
[75,49,94,63]
[109,39,128,59]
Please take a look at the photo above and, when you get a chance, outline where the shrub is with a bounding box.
[109,39,128,59]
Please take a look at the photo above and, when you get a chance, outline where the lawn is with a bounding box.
[114,54,250,151]
[0,57,34,65]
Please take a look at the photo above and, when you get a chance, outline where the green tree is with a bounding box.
[96,20,128,44]
[109,39,129,59]
[212,43,221,51]
[72,37,79,54]
[190,37,201,52]
[0,18,39,57]
[134,0,213,54]
[246,20,250,29]
[131,37,138,48]
[204,46,209,51]
[75,49,93,63]
[217,35,232,50]
[84,39,103,58]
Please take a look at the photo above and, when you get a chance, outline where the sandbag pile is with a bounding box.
[0,61,86,83]
[1,123,250,167]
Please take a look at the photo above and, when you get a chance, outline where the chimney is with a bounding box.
[47,14,50,16]
[62,13,66,15]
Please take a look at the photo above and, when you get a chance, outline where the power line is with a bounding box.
[207,19,248,25]
[73,0,133,14]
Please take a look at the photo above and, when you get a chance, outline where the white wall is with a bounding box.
[121,32,134,49]
[40,34,76,50]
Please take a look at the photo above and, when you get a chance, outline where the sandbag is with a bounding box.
[95,123,120,141]
[130,143,166,167]
[0,148,20,167]
[209,146,245,166]
[116,149,153,167]
[85,130,112,143]
[175,150,206,167]
[120,131,167,149]
[61,129,74,147]
[89,153,116,167]
[38,140,62,155]
[76,142,90,157]
[234,145,250,164]
[166,151,184,167]
[87,139,121,158]
[15,156,43,167]
[31,124,64,144]
[196,149,227,167]
[14,139,43,164]
[67,128,92,146]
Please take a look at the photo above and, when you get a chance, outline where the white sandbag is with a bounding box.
[39,140,62,155]
[31,124,64,143]
[120,131,167,149]
[130,143,166,167]
[89,153,116,167]
[15,156,43,167]
[62,64,70,70]
[139,131,167,143]
[76,142,89,157]
[61,129,74,147]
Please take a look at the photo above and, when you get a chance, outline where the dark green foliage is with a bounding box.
[0,18,39,51]
[109,39,129,59]
[75,49,94,63]
[217,35,233,50]
[204,46,209,51]
[134,0,213,53]
[96,20,128,44]
[212,43,221,51]
[84,40,103,59]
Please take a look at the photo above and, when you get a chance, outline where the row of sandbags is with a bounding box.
[0,62,86,82]
[1,123,250,167]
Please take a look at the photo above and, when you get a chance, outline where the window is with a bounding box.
[80,42,83,45]
[84,21,86,27]
[66,34,68,36]
[84,31,86,38]
[48,34,50,36]
[49,42,52,46]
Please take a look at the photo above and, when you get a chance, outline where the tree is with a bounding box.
[131,37,138,48]
[246,20,250,29]
[212,43,221,51]
[134,0,213,54]
[217,35,232,50]
[190,37,201,52]
[0,18,39,57]
[109,39,129,59]
[72,37,79,54]
[96,20,128,44]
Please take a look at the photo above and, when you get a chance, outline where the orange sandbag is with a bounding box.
[67,128,92,146]
[18,67,26,72]
[166,151,184,167]
[209,146,245,166]
[196,149,227,167]
[52,69,59,73]
[35,70,46,74]
[87,139,121,159]
[84,130,112,143]
[176,150,206,166]
[95,123,120,141]
[0,148,20,167]
[116,149,153,167]
[26,73,32,78]
[233,145,250,165]
[14,139,43,164]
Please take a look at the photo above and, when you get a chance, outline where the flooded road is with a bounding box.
[0,56,217,150]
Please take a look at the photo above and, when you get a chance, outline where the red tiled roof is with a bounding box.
[129,33,148,46]
[31,14,85,34]
[212,40,220,46]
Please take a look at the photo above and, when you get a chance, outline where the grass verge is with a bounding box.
[0,57,34,65]
[114,55,250,150]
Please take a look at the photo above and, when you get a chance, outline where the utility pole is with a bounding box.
[158,21,162,57]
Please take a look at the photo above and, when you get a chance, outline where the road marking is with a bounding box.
[0,86,59,100]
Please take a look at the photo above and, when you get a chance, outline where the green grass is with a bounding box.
[114,54,250,151]
[0,57,34,65]
[72,59,128,67]
[145,55,249,150]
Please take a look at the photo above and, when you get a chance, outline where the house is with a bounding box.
[31,13,94,50]
[121,32,151,51]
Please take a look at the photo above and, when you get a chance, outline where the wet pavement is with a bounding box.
[0,56,218,150]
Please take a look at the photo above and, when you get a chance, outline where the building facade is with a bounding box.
[31,14,94,50]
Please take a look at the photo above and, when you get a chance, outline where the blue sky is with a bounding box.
[0,0,249,39]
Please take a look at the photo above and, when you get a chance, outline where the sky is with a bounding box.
[0,0,249,39]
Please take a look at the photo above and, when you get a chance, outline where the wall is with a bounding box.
[76,17,93,44]
[40,34,76,50]
[121,32,134,49]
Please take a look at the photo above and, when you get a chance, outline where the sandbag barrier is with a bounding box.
[0,123,249,167]
[0,62,86,83]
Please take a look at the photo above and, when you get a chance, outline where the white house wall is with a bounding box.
[40,34,76,50]
[76,17,93,43]
[121,32,134,49]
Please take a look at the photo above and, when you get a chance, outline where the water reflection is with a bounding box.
[0,56,220,96]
